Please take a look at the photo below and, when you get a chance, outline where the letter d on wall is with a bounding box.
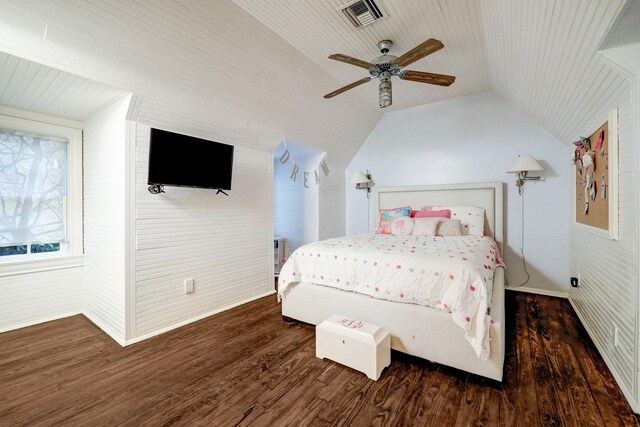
[279,149,290,164]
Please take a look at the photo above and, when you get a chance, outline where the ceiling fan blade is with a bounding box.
[400,70,455,86]
[324,77,372,99]
[394,38,444,68]
[328,54,375,70]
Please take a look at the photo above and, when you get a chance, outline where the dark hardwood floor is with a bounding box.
[0,292,637,426]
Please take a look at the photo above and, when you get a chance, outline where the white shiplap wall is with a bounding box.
[0,263,83,332]
[134,124,274,338]
[0,0,376,340]
[0,0,379,247]
[570,83,637,407]
[83,95,131,344]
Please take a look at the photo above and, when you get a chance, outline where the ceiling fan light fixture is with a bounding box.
[379,73,392,108]
[324,38,455,108]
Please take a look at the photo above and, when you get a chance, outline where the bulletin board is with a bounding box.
[574,122,608,230]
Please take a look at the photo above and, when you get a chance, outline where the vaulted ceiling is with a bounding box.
[0,0,632,157]
[235,0,631,143]
[234,0,491,112]
[481,0,629,143]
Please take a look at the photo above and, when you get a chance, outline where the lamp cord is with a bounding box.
[511,189,531,287]
[367,194,371,232]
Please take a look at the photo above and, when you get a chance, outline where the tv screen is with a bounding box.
[147,128,234,190]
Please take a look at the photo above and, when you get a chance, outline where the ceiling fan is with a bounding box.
[324,39,455,108]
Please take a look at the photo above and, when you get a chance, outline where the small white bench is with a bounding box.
[316,315,391,380]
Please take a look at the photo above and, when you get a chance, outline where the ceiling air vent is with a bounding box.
[341,0,384,28]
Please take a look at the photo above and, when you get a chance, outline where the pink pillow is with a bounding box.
[390,217,414,236]
[413,209,451,219]
[436,219,462,236]
[410,205,433,218]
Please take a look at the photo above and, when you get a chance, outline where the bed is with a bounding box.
[279,182,505,381]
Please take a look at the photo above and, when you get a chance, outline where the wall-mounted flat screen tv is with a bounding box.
[147,128,234,190]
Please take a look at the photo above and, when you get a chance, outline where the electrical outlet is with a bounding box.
[613,323,619,348]
[570,276,578,287]
[184,278,194,294]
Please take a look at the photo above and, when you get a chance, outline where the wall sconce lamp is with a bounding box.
[350,170,373,198]
[507,155,544,195]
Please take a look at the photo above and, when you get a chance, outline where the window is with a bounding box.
[0,113,82,262]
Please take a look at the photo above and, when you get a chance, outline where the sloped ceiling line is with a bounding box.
[480,0,629,144]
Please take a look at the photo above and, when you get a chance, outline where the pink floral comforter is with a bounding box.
[278,233,505,360]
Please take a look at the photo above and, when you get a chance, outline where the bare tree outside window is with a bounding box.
[0,128,67,249]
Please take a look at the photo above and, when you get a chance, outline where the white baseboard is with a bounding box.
[123,289,277,346]
[568,298,640,414]
[505,285,569,298]
[0,311,82,334]
[83,311,126,346]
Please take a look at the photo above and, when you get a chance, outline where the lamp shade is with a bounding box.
[506,155,544,173]
[350,171,370,184]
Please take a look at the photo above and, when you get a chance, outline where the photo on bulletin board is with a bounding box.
[573,108,619,240]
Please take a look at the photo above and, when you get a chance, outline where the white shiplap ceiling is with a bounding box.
[0,0,632,150]
[0,0,380,166]
[0,51,128,122]
[235,0,632,143]
[234,0,491,112]
[481,0,629,143]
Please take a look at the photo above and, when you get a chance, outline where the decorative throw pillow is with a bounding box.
[377,206,411,234]
[413,209,451,219]
[437,206,485,236]
[410,205,433,218]
[390,217,414,236]
[412,218,439,236]
[436,219,463,236]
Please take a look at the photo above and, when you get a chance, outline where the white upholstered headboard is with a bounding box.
[374,182,504,251]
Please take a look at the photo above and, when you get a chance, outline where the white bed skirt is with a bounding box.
[282,267,505,381]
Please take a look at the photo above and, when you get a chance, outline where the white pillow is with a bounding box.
[412,218,439,236]
[436,206,485,236]
[390,217,414,236]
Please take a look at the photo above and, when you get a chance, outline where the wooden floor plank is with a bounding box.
[455,376,500,427]
[508,293,539,426]
[0,292,638,426]
[314,367,373,425]
[525,294,568,426]
[556,298,640,427]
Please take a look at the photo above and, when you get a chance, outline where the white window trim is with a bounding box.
[0,113,83,264]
